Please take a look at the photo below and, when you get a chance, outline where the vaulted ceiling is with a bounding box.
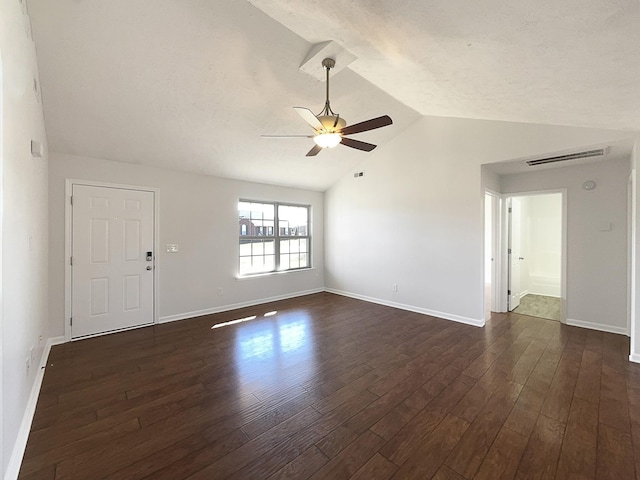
[28,0,640,190]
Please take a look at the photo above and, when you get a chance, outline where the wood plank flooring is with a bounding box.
[18,292,640,479]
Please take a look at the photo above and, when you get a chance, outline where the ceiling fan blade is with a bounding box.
[340,137,377,152]
[294,107,323,131]
[306,144,323,157]
[340,115,393,136]
[261,135,314,138]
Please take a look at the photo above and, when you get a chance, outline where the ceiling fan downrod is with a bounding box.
[319,58,337,119]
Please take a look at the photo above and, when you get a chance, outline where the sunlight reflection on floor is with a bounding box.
[231,310,317,406]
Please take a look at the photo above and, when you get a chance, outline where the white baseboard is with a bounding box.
[325,289,485,328]
[566,318,628,336]
[5,336,65,480]
[630,353,640,363]
[158,288,325,324]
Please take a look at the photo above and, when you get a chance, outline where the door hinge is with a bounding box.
[508,207,512,213]
[70,317,73,326]
[508,290,511,295]
[508,248,512,254]
[70,256,73,266]
[70,195,73,205]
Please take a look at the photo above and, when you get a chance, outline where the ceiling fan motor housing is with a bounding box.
[317,115,346,132]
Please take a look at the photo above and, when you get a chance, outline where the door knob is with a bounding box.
[146,266,152,271]
[519,257,525,260]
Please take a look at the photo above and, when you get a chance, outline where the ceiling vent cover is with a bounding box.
[526,148,607,167]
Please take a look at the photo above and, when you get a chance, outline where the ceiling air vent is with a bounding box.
[526,148,607,167]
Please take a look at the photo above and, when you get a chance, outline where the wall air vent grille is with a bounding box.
[526,148,607,167]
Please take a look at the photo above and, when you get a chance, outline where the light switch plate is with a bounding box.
[166,244,179,253]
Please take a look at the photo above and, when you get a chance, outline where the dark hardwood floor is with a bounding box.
[18,292,640,479]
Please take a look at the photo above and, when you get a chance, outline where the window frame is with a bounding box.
[238,200,311,276]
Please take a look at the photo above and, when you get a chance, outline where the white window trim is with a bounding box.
[238,200,311,277]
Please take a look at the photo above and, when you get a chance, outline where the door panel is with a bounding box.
[508,197,522,311]
[72,185,154,338]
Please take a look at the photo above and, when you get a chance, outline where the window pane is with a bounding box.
[280,239,290,254]
[279,220,289,236]
[252,256,273,274]
[239,201,251,220]
[250,203,273,221]
[264,254,275,271]
[279,254,290,271]
[290,254,300,269]
[298,253,309,268]
[239,240,252,256]
[265,241,275,254]
[239,256,252,275]
[250,256,264,274]
[252,241,264,256]
[290,239,300,253]
[300,238,308,252]
[279,205,308,237]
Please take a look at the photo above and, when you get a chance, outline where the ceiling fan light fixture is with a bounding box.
[313,133,342,148]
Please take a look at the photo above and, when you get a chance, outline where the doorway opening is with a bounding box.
[506,192,565,322]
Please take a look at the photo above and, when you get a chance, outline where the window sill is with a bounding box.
[236,267,315,281]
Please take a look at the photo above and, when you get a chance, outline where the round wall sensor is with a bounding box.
[583,180,596,191]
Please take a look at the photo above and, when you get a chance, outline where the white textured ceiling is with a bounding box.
[28,0,640,190]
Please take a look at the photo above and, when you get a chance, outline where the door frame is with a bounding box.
[64,179,160,341]
[500,188,567,322]
[506,196,521,311]
[483,190,502,319]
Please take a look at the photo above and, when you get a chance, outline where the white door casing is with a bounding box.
[71,184,155,338]
[484,191,503,315]
[508,197,522,311]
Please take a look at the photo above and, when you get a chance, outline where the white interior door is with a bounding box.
[508,197,522,311]
[71,185,155,338]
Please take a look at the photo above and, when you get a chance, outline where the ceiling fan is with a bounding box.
[263,58,393,157]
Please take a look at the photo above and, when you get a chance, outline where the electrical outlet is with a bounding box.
[392,284,398,292]
[38,335,43,345]
[217,288,224,295]
[30,346,36,366]
[26,356,30,372]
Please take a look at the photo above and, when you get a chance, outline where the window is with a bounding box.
[238,200,310,275]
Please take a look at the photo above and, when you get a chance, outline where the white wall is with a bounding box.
[501,158,630,334]
[527,194,562,297]
[1,0,50,476]
[325,114,634,326]
[49,153,324,336]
